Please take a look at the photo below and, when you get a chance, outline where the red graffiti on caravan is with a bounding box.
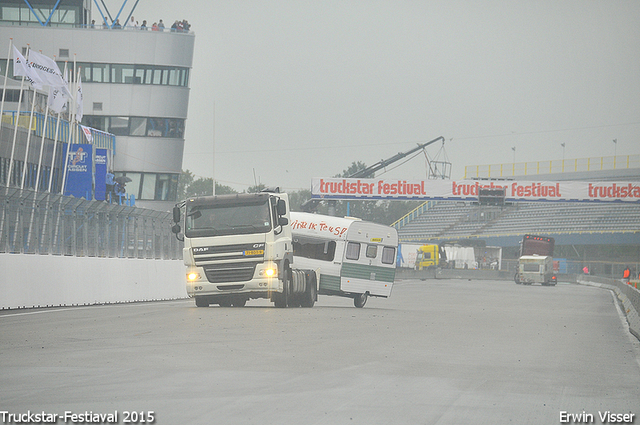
[290,218,348,237]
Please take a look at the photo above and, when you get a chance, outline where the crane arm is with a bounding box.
[348,136,445,178]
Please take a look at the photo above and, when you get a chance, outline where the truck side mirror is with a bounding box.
[172,206,181,223]
[279,217,289,226]
[277,199,287,216]
[171,223,181,234]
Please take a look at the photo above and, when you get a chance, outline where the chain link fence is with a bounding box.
[1,187,182,259]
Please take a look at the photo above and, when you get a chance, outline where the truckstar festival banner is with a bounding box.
[311,178,640,203]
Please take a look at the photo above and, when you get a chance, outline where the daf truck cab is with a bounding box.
[171,189,317,308]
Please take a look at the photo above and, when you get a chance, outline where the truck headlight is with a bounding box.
[187,272,200,281]
[259,264,277,277]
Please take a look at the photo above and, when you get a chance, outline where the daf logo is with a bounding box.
[193,247,209,253]
[253,243,265,248]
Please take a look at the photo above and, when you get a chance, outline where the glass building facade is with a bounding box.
[0,0,195,210]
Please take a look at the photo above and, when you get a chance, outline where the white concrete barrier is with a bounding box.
[1,254,187,309]
[577,275,640,342]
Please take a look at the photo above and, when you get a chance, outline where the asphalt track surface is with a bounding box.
[1,279,639,425]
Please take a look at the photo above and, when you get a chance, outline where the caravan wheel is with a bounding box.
[354,292,368,308]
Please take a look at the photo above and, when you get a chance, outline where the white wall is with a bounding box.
[0,254,187,309]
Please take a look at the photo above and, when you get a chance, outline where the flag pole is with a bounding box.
[0,38,13,132]
[6,45,28,188]
[60,56,77,196]
[21,61,40,189]
[48,62,67,193]
[35,96,50,191]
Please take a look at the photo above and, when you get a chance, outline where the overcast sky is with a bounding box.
[98,1,639,192]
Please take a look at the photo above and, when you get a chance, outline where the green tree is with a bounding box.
[178,170,237,199]
[246,183,266,193]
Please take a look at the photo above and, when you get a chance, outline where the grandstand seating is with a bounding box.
[396,201,640,242]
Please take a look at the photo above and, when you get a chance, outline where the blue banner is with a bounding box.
[64,144,93,199]
[94,149,108,201]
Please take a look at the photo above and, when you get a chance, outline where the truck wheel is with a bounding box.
[514,272,521,284]
[300,273,317,308]
[218,298,232,307]
[354,292,368,308]
[274,267,291,308]
[195,296,209,307]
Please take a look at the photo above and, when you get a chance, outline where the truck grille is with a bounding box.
[193,242,265,267]
[203,263,258,283]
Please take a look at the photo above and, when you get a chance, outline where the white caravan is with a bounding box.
[290,212,398,308]
[516,255,557,286]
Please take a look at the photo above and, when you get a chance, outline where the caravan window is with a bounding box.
[345,242,360,260]
[292,237,336,262]
[366,245,378,259]
[381,246,396,264]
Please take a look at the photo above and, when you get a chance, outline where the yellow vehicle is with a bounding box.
[415,244,443,270]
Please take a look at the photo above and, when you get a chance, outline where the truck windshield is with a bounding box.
[185,200,272,237]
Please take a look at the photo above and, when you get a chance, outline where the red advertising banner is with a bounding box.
[311,178,640,203]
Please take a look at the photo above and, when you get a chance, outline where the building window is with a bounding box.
[141,173,156,199]
[108,117,129,136]
[129,117,147,136]
[59,49,69,58]
[82,115,186,138]
[92,63,110,82]
[117,172,178,201]
[51,62,189,86]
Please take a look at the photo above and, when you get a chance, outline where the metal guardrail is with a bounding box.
[0,187,182,259]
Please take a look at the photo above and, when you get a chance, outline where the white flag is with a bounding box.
[27,50,71,97]
[75,73,83,122]
[12,46,43,89]
[47,84,68,113]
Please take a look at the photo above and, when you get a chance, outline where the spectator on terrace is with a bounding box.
[158,19,165,32]
[141,20,147,30]
[105,171,115,202]
[623,266,630,282]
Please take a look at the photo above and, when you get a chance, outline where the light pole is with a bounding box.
[561,142,565,161]
[613,139,617,169]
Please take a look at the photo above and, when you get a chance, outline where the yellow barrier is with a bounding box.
[465,154,640,179]
[1,114,38,130]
